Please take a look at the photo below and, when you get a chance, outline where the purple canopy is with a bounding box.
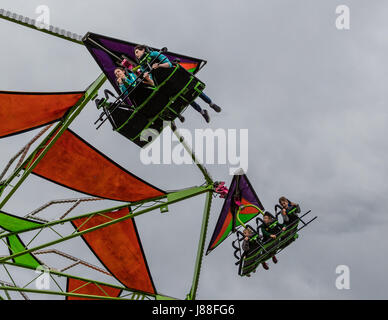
[206,174,264,255]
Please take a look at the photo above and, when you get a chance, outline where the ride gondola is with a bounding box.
[234,206,315,277]
[83,32,207,148]
[209,172,317,277]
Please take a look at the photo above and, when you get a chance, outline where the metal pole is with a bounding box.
[0,9,84,45]
[171,125,213,185]
[187,190,213,300]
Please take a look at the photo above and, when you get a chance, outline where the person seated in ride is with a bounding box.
[260,212,286,268]
[278,196,301,228]
[134,44,173,72]
[114,66,153,95]
[242,227,254,252]
[242,227,267,273]
[134,44,222,123]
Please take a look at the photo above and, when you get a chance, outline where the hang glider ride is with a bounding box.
[209,173,317,277]
[83,32,208,147]
[0,8,319,299]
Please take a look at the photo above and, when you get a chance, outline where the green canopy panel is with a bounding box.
[0,211,43,268]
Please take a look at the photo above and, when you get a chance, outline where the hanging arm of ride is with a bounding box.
[187,190,213,300]
[0,8,84,45]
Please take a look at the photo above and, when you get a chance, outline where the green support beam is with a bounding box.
[171,126,213,185]
[0,185,213,263]
[187,190,213,300]
[0,185,211,242]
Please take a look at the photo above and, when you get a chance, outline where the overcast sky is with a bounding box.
[1,0,388,300]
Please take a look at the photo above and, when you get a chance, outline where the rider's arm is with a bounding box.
[150,51,172,68]
[143,72,155,86]
[157,62,172,68]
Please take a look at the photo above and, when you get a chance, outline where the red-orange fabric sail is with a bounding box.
[71,208,156,295]
[0,91,84,138]
[66,279,122,300]
[30,129,165,202]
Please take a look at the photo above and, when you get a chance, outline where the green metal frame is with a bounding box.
[187,190,213,300]
[0,185,213,300]
[0,185,212,263]
[0,9,215,301]
[239,208,317,276]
